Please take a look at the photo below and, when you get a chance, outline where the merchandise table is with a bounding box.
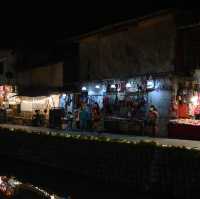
[168,119,200,140]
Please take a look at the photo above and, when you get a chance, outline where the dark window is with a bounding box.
[0,62,4,74]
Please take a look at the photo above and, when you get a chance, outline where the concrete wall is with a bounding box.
[148,90,171,136]
[80,14,176,80]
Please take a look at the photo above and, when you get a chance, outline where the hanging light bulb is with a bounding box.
[81,86,87,91]
[111,84,116,89]
[126,83,131,88]
[147,80,154,89]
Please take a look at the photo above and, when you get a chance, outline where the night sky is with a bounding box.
[0,1,196,49]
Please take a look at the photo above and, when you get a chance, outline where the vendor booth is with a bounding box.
[81,75,171,135]
[168,119,200,140]
[0,85,18,123]
[4,90,75,128]
[9,94,60,126]
[168,74,200,140]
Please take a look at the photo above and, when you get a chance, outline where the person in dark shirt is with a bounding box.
[32,110,41,126]
[147,105,159,137]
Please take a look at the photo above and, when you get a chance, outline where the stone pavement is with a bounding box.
[0,124,200,150]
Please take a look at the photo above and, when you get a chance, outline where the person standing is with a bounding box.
[146,105,159,137]
[67,111,73,130]
[74,109,80,130]
[92,102,101,132]
[80,104,88,131]
[85,104,92,131]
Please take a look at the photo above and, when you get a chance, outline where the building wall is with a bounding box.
[17,62,63,88]
[0,50,16,84]
[62,43,80,85]
[80,13,176,80]
[176,26,200,75]
[148,90,171,136]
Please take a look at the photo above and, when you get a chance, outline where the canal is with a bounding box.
[0,155,155,199]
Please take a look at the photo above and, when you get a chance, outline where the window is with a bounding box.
[0,62,4,75]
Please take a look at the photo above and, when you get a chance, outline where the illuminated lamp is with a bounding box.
[95,85,100,89]
[147,80,154,89]
[81,86,87,91]
[191,96,198,106]
[111,84,116,89]
[126,83,131,88]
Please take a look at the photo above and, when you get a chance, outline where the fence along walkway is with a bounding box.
[0,123,200,150]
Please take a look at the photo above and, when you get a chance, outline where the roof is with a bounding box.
[17,84,80,97]
[65,9,176,43]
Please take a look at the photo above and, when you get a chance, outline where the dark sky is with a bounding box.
[0,1,197,49]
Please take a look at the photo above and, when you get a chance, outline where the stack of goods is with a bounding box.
[170,119,200,126]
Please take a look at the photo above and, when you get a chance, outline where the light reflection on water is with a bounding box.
[0,175,70,199]
[0,155,153,199]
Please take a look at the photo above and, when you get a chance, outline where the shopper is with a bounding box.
[80,104,88,131]
[85,104,92,130]
[67,111,73,130]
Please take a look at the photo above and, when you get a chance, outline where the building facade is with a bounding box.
[75,9,197,136]
[0,49,16,85]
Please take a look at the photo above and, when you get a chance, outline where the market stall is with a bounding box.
[168,119,200,140]
[8,94,61,126]
[80,76,169,135]
[168,76,200,140]
[0,85,18,123]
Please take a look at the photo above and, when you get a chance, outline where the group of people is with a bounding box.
[32,109,48,127]
[66,102,101,132]
[67,102,159,136]
[31,101,159,136]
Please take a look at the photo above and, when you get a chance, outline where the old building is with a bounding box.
[0,49,16,85]
[71,9,198,136]
[16,43,79,93]
[17,62,64,93]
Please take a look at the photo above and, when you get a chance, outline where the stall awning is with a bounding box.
[17,87,57,97]
[17,85,80,97]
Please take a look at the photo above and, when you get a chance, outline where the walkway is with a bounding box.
[0,124,200,150]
